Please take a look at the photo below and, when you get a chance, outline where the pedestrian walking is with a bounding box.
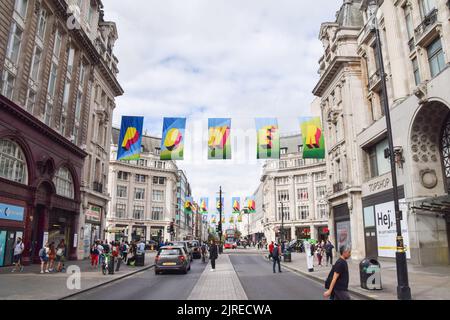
[316,241,324,267]
[209,240,218,271]
[11,237,25,273]
[324,240,335,267]
[56,239,66,272]
[47,242,56,272]
[268,241,274,261]
[90,242,100,268]
[97,241,104,268]
[272,242,282,273]
[324,245,352,300]
[112,241,121,272]
[120,241,128,263]
[39,242,49,274]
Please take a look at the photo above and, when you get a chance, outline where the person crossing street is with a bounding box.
[272,242,282,273]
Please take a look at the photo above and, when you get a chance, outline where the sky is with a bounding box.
[104,0,341,224]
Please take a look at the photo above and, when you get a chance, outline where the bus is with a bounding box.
[224,229,237,249]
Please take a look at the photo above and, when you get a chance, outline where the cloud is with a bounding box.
[104,0,340,222]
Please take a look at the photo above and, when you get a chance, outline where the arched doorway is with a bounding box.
[441,114,450,193]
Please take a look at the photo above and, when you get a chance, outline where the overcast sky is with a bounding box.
[104,0,341,225]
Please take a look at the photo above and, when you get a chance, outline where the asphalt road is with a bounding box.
[229,254,329,300]
[67,258,208,300]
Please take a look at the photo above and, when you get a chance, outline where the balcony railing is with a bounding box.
[333,182,343,193]
[93,181,103,193]
[414,9,438,40]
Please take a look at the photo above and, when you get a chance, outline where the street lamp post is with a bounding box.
[218,186,224,254]
[280,202,285,243]
[369,3,411,300]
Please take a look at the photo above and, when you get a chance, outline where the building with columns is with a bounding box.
[0,0,121,265]
[106,128,180,244]
[314,0,450,265]
[255,134,329,244]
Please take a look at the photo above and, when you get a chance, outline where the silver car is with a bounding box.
[155,246,191,275]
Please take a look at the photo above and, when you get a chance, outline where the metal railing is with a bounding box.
[333,182,343,193]
[414,8,438,40]
[368,70,381,90]
[93,181,103,193]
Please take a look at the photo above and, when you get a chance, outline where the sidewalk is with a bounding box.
[270,251,450,300]
[0,251,156,300]
[188,254,247,300]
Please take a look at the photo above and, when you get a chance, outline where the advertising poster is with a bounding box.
[160,117,186,160]
[0,203,25,222]
[299,117,325,159]
[375,200,411,259]
[232,197,240,214]
[208,118,231,159]
[0,231,6,267]
[255,118,280,159]
[117,116,144,161]
[336,220,351,250]
[184,197,194,214]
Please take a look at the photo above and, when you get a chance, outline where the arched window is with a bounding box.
[0,139,28,184]
[53,166,74,199]
[441,115,450,192]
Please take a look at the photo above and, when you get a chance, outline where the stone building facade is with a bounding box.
[0,0,122,263]
[314,0,450,265]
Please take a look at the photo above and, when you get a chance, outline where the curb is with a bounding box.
[59,263,155,300]
[262,255,376,301]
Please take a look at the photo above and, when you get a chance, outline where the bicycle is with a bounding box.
[101,253,111,275]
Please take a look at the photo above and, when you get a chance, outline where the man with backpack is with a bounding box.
[272,242,282,273]
[324,245,352,300]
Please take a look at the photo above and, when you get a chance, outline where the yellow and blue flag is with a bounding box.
[117,116,144,161]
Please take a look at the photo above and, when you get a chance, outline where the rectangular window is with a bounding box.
[62,78,71,109]
[67,47,75,75]
[420,0,436,17]
[117,171,129,181]
[152,190,164,202]
[37,8,47,39]
[276,177,289,185]
[295,174,308,184]
[298,205,309,220]
[60,115,66,135]
[116,203,126,219]
[53,30,62,59]
[6,22,23,65]
[139,159,148,167]
[153,176,166,185]
[135,174,146,183]
[151,207,163,221]
[404,6,414,42]
[316,186,327,199]
[134,188,145,200]
[155,148,161,155]
[74,91,82,121]
[44,102,53,126]
[412,57,421,85]
[427,38,445,78]
[1,71,15,99]
[297,188,309,201]
[30,46,42,81]
[277,190,289,202]
[133,205,144,220]
[47,62,58,97]
[117,185,127,198]
[368,138,390,178]
[280,148,287,155]
[14,0,28,18]
[318,204,328,219]
[314,172,326,181]
[26,89,36,113]
[72,126,79,145]
[278,205,290,221]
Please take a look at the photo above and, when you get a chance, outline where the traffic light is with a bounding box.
[170,221,174,234]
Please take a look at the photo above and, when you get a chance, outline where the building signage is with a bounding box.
[375,200,410,259]
[85,205,101,223]
[362,174,392,195]
[0,203,25,222]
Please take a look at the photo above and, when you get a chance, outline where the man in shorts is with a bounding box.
[12,237,24,273]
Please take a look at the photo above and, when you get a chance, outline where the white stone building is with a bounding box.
[253,134,329,244]
[314,0,450,265]
[106,128,180,244]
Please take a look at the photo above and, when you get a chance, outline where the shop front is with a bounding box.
[132,225,147,242]
[150,226,164,243]
[0,95,87,265]
[295,226,311,240]
[83,205,102,258]
[317,226,330,242]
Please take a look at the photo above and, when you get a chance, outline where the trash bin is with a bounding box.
[359,258,382,290]
[135,252,145,266]
[108,256,115,275]
[284,251,292,262]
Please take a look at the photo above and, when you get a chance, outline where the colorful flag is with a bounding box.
[221,216,226,224]
[117,116,144,161]
[208,118,231,159]
[237,214,243,222]
[245,197,256,213]
[299,117,325,159]
[255,118,280,159]
[199,198,209,215]
[232,197,240,214]
[211,214,217,224]
[184,197,194,214]
[216,197,224,214]
[160,117,186,160]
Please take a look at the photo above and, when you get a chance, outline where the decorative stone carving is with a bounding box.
[420,169,438,189]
